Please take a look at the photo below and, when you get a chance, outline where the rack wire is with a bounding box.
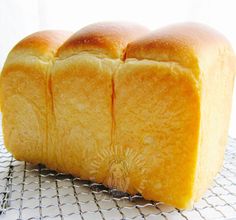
[0,132,236,219]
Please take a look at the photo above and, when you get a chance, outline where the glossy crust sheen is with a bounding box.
[57,22,149,59]
[1,22,235,209]
[12,30,72,59]
[126,22,233,70]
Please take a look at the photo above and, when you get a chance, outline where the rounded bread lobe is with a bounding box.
[57,22,149,59]
[126,23,234,69]
[9,30,73,60]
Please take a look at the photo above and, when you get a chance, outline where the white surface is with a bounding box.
[0,0,235,137]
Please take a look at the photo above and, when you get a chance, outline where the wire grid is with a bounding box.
[0,134,236,220]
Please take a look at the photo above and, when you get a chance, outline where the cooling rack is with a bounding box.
[0,132,236,219]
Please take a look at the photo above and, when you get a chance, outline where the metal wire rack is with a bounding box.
[0,131,236,219]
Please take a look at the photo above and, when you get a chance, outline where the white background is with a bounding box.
[0,0,235,137]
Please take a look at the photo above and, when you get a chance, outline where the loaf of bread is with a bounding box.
[0,22,235,209]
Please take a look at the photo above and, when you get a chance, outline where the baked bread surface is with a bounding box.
[1,22,235,208]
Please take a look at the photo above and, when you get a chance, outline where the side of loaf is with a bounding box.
[0,31,72,164]
[0,22,235,209]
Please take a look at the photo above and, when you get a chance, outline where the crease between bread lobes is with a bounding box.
[0,22,235,209]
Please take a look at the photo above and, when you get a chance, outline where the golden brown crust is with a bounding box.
[1,22,235,209]
[11,30,72,59]
[57,22,149,59]
[126,23,234,69]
